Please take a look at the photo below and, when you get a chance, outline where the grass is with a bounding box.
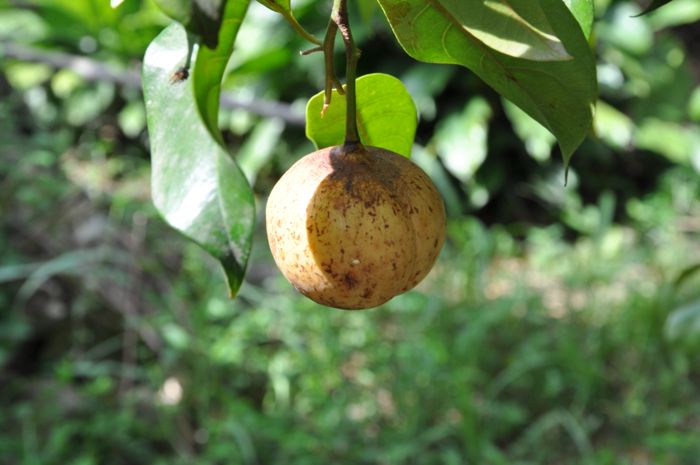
[2,155,700,464]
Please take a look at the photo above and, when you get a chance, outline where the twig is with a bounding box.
[0,41,306,126]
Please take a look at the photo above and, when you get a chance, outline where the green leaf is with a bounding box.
[689,87,700,122]
[377,0,597,168]
[143,23,255,297]
[634,119,700,165]
[305,73,417,158]
[193,0,250,144]
[436,0,572,61]
[153,0,192,24]
[635,0,676,16]
[433,97,492,182]
[562,0,595,39]
[153,0,227,48]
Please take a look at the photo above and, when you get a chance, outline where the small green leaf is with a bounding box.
[143,23,255,297]
[377,0,597,168]
[193,0,251,143]
[562,0,595,39]
[305,73,417,158]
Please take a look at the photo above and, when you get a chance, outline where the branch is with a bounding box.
[0,42,306,126]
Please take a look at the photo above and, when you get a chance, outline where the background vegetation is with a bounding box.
[2,0,700,463]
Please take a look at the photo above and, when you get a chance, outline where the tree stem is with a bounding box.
[332,0,361,145]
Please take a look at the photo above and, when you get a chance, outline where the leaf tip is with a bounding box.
[221,260,244,299]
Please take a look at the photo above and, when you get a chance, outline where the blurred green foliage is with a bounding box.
[1,0,700,464]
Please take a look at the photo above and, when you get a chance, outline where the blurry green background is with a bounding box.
[2,0,700,464]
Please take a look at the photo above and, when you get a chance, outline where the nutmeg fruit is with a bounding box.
[266,144,445,309]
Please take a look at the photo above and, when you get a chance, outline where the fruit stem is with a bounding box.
[332,0,361,145]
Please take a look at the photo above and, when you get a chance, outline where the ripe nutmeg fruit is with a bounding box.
[266,143,446,310]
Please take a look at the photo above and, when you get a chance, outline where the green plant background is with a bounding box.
[1,0,700,464]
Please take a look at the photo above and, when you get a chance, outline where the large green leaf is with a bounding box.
[143,23,255,297]
[193,0,250,143]
[153,0,227,48]
[377,0,597,168]
[306,73,417,158]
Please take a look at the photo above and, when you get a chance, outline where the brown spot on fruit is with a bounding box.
[343,272,358,289]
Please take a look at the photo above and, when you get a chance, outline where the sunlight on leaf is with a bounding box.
[438,0,572,61]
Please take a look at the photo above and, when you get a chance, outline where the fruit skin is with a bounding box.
[266,144,446,310]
